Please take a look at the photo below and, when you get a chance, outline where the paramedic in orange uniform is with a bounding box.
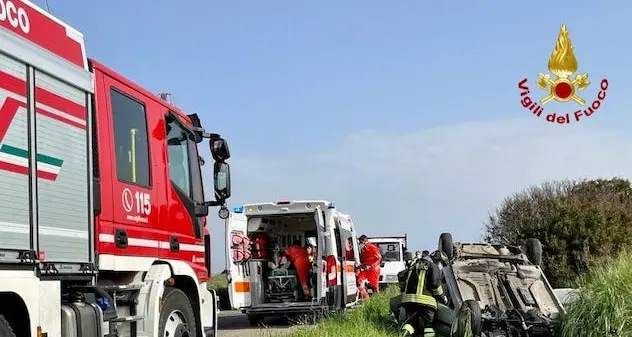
[285,240,311,299]
[357,235,382,297]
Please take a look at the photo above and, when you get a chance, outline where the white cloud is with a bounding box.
[207,117,632,271]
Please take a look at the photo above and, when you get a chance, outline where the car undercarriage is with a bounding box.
[420,234,565,337]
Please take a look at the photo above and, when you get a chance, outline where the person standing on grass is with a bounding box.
[356,235,382,299]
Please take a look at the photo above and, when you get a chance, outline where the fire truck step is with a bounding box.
[111,315,144,322]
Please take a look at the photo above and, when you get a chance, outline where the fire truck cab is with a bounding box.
[0,1,230,336]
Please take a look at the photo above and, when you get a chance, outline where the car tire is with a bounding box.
[0,314,16,337]
[158,287,197,337]
[526,238,543,266]
[438,233,454,259]
[451,300,482,337]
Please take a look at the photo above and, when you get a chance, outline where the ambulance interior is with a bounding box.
[230,213,321,305]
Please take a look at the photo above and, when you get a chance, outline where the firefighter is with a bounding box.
[415,251,422,260]
[397,252,448,337]
[357,235,382,299]
[285,240,311,299]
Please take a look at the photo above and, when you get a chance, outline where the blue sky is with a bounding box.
[34,0,632,271]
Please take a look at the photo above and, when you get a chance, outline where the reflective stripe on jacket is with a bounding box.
[399,256,444,309]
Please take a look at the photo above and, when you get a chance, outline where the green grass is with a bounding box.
[209,272,228,290]
[283,287,401,337]
[557,253,632,337]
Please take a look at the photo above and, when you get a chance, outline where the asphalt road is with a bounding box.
[217,310,300,337]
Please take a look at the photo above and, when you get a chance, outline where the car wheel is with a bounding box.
[438,233,454,259]
[450,300,482,337]
[526,238,543,266]
[158,288,197,337]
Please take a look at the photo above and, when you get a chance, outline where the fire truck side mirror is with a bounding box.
[213,161,231,201]
[209,134,230,161]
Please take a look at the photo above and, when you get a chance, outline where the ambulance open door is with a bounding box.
[225,210,251,309]
[314,209,327,302]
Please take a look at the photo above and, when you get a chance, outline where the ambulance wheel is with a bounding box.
[158,287,197,337]
[0,315,16,337]
[438,233,454,259]
[248,314,263,326]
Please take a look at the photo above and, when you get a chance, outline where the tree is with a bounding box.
[484,178,632,288]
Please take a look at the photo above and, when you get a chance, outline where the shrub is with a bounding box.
[484,178,632,287]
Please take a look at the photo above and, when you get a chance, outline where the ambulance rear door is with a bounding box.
[225,210,251,309]
[314,208,327,301]
[336,214,359,307]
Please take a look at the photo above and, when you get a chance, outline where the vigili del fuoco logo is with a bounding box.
[518,24,608,124]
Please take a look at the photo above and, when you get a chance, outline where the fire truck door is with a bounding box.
[226,212,251,309]
[100,76,163,257]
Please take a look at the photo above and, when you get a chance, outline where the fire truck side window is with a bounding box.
[110,88,151,187]
[166,115,205,238]
[166,116,191,197]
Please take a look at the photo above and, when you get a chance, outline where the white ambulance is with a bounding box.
[225,200,361,324]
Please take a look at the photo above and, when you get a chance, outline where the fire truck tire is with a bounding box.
[0,314,16,337]
[158,287,197,337]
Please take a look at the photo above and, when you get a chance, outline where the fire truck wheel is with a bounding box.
[158,288,197,337]
[0,314,16,337]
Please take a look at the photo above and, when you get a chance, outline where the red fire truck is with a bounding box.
[0,1,231,336]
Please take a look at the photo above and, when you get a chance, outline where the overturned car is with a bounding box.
[430,233,566,337]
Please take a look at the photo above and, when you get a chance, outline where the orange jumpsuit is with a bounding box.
[357,242,382,297]
[285,245,311,296]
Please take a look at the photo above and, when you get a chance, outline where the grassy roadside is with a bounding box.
[284,287,401,337]
[557,253,632,337]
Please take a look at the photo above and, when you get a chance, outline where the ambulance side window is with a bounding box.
[333,226,343,259]
[340,228,356,262]
[110,88,151,187]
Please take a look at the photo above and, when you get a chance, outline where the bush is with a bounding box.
[484,178,632,287]
[285,287,400,337]
[557,253,632,337]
